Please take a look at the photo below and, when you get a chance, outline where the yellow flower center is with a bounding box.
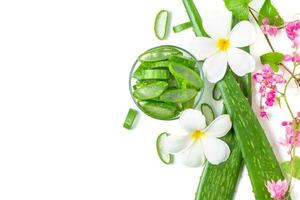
[191,130,205,140]
[216,38,230,52]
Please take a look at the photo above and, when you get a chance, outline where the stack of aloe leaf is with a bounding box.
[180,0,289,199]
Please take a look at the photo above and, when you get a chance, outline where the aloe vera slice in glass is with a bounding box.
[141,102,178,119]
[138,49,182,62]
[133,62,151,80]
[168,55,196,68]
[139,69,170,80]
[133,81,168,100]
[149,61,170,69]
[169,63,203,89]
[160,89,197,103]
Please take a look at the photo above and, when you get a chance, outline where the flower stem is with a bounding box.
[249,7,276,52]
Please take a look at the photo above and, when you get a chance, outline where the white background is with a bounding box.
[0,0,299,199]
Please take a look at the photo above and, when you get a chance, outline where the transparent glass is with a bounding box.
[129,45,205,120]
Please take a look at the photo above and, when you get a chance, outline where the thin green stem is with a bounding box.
[249,8,276,52]
[283,76,295,119]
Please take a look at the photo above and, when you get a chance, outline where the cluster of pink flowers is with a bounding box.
[280,112,300,153]
[266,179,288,200]
[286,20,300,47]
[253,65,285,118]
[284,54,300,63]
[261,17,279,37]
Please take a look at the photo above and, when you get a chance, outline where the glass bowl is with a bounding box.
[129,45,204,120]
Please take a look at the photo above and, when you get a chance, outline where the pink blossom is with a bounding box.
[261,17,279,37]
[261,24,279,37]
[283,53,300,63]
[286,20,300,47]
[280,120,300,151]
[253,65,285,118]
[262,17,269,25]
[266,180,288,199]
[259,111,267,118]
[281,121,288,126]
[284,54,293,62]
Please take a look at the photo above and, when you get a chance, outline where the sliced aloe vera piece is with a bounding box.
[167,78,178,89]
[200,103,215,125]
[156,132,174,164]
[133,63,151,80]
[149,61,170,69]
[138,48,182,62]
[154,10,170,40]
[182,96,196,110]
[160,89,197,103]
[173,22,192,33]
[169,63,203,89]
[123,108,138,129]
[213,84,222,101]
[148,46,182,54]
[139,69,170,80]
[141,102,178,119]
[133,81,168,100]
[169,55,196,68]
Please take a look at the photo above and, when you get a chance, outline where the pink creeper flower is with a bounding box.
[253,65,285,118]
[280,113,300,152]
[266,180,288,200]
[283,53,300,63]
[286,20,300,47]
[261,17,279,37]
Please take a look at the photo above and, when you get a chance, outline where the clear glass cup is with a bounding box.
[129,45,205,120]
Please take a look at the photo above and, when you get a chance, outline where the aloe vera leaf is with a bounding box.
[219,71,289,200]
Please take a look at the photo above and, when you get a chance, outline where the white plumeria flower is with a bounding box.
[187,14,256,83]
[164,109,232,167]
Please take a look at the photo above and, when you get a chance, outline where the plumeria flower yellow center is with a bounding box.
[191,130,205,140]
[216,38,230,52]
[186,13,256,83]
[163,109,232,168]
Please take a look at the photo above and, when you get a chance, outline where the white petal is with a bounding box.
[179,142,205,168]
[179,109,206,132]
[229,21,256,48]
[203,53,228,83]
[164,134,193,154]
[187,37,217,60]
[203,12,231,39]
[204,115,232,138]
[227,47,255,76]
[202,137,230,165]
